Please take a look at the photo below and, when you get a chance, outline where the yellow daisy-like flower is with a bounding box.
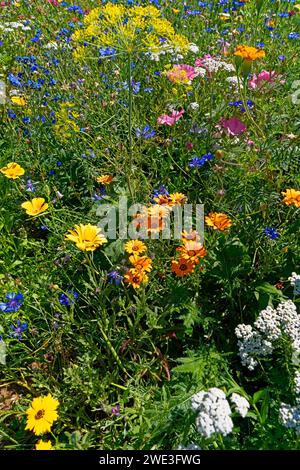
[0,162,25,179]
[25,394,59,436]
[11,96,27,106]
[205,212,232,231]
[21,198,49,216]
[35,440,54,450]
[65,224,107,251]
[281,188,300,208]
[96,175,113,185]
[234,45,265,61]
[124,240,147,255]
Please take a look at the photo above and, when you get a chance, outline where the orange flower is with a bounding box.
[181,230,201,243]
[124,239,147,255]
[234,45,265,61]
[171,257,195,277]
[177,241,206,264]
[133,205,169,234]
[129,255,152,272]
[281,188,300,208]
[124,268,148,289]
[96,175,113,184]
[205,212,232,231]
[169,192,188,206]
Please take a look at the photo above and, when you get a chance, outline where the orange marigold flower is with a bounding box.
[171,257,195,277]
[129,255,152,272]
[205,212,232,231]
[133,205,169,234]
[281,188,300,208]
[96,175,113,184]
[234,45,265,61]
[177,241,206,264]
[124,239,147,255]
[124,268,148,289]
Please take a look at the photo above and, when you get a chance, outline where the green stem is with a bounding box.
[127,53,134,200]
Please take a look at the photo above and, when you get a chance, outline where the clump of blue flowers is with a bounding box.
[0,293,24,313]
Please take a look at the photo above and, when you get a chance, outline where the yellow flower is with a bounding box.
[124,240,147,255]
[11,96,27,106]
[1,162,25,179]
[21,198,49,216]
[25,394,59,436]
[281,188,300,208]
[65,224,107,251]
[205,212,232,231]
[234,45,265,61]
[96,175,113,185]
[35,440,54,450]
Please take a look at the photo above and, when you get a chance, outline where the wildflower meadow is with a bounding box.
[0,0,300,453]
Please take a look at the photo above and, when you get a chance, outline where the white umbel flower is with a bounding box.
[230,393,250,418]
[191,388,233,438]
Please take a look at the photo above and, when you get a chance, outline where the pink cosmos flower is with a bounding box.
[166,64,197,84]
[47,0,60,5]
[249,70,277,89]
[157,109,185,126]
[194,54,212,68]
[220,117,247,136]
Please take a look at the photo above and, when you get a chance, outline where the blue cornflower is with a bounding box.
[59,291,78,307]
[288,32,299,39]
[7,110,17,119]
[150,185,169,202]
[278,55,285,61]
[136,125,156,139]
[92,186,107,202]
[10,320,28,340]
[264,227,280,240]
[0,293,24,313]
[107,271,123,285]
[188,153,214,168]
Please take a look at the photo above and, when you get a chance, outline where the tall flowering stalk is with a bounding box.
[72,3,190,197]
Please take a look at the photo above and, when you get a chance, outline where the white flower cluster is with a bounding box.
[177,444,201,450]
[192,388,246,439]
[294,371,300,396]
[288,272,300,296]
[235,301,300,370]
[230,393,250,418]
[198,57,235,74]
[0,22,31,33]
[279,403,300,435]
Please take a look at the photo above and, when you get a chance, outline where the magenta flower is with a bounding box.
[220,117,247,136]
[249,70,277,89]
[194,54,212,68]
[157,109,185,126]
[166,64,197,84]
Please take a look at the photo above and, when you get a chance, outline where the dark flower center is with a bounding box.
[35,409,45,420]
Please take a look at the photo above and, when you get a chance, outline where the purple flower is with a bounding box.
[0,293,24,313]
[10,320,28,340]
[26,178,37,192]
[111,404,120,416]
[107,271,123,285]
[136,125,156,139]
